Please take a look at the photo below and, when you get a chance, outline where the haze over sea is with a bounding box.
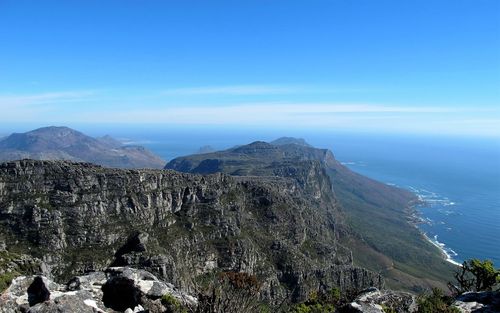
[97,127,500,266]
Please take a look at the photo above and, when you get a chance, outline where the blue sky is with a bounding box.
[0,0,499,136]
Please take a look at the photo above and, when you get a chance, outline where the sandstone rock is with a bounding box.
[0,267,195,313]
[343,287,417,313]
[27,277,50,306]
[27,291,97,313]
[102,276,141,311]
[452,291,500,313]
[105,267,197,306]
[124,305,145,313]
[0,275,105,313]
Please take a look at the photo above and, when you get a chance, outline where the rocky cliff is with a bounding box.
[0,159,382,302]
[165,140,456,291]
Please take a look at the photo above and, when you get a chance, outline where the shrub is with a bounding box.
[381,304,397,313]
[161,293,188,313]
[291,288,341,313]
[194,271,262,313]
[452,259,500,293]
[0,271,19,292]
[417,288,460,313]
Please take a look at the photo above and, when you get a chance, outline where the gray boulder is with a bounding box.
[452,291,500,313]
[343,287,417,313]
[0,267,196,313]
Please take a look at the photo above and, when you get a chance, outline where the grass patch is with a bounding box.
[0,271,20,292]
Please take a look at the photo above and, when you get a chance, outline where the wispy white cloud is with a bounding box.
[0,90,97,121]
[70,102,494,123]
[161,85,380,96]
[59,102,499,137]
[161,85,303,96]
[0,91,96,108]
[1,89,498,137]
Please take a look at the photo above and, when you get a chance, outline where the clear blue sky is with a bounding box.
[0,0,499,136]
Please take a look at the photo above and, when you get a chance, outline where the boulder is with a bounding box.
[452,291,500,313]
[0,267,196,313]
[27,291,97,313]
[0,275,103,313]
[102,276,142,311]
[27,277,50,306]
[342,287,417,313]
[105,267,197,305]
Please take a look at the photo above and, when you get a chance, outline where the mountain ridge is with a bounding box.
[0,126,166,169]
[165,138,456,291]
[0,159,382,302]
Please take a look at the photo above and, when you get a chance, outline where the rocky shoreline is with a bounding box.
[407,197,462,268]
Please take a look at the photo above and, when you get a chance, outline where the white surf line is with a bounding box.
[423,233,462,267]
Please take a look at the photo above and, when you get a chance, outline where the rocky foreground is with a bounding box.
[1,265,498,312]
[0,267,195,313]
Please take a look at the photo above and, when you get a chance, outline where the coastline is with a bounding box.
[406,194,462,267]
[422,233,462,267]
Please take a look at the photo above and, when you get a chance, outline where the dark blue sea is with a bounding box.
[87,126,500,266]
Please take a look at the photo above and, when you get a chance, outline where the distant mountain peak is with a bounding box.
[271,137,312,147]
[0,126,165,169]
[32,125,74,131]
[28,126,84,137]
[196,145,215,154]
[231,141,278,153]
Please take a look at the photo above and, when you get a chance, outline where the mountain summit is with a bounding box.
[271,136,312,147]
[0,126,166,169]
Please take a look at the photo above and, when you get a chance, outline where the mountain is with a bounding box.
[271,137,312,147]
[165,139,456,291]
[0,126,166,169]
[0,159,382,302]
[195,145,216,154]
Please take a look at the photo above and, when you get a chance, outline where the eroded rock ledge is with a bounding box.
[0,267,195,313]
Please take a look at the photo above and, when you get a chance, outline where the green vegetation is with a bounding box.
[381,304,397,313]
[0,271,20,292]
[161,293,188,313]
[333,174,456,291]
[416,288,460,313]
[193,271,264,313]
[290,288,345,313]
[452,259,500,293]
[414,259,500,313]
[0,250,42,292]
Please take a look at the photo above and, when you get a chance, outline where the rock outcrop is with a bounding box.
[0,159,381,302]
[0,267,194,313]
[343,287,417,313]
[452,291,500,313]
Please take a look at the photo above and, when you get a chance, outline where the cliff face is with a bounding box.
[0,160,382,301]
[165,140,456,291]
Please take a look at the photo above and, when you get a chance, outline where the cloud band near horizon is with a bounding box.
[0,89,499,137]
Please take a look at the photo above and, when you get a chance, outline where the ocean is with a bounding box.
[93,127,500,266]
[308,133,500,266]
